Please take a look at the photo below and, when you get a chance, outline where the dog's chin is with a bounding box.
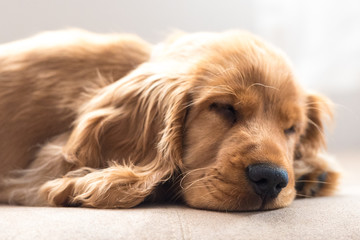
[182,187,296,212]
[261,190,296,211]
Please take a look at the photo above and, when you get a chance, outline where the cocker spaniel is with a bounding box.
[0,29,340,211]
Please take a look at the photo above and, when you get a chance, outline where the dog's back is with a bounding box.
[0,29,151,176]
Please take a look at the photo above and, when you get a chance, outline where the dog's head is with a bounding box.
[67,31,332,211]
[149,31,332,211]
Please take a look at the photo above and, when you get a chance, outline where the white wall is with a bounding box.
[0,0,359,152]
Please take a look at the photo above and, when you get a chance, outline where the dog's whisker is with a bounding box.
[246,82,279,92]
[332,102,358,116]
[296,193,313,198]
[307,118,326,139]
[304,106,333,118]
[179,166,213,178]
[296,180,330,184]
[180,174,218,191]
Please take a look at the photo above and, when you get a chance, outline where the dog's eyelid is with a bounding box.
[209,102,237,123]
[284,125,296,135]
[209,102,235,111]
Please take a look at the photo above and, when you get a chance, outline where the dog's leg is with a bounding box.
[0,133,75,205]
[39,163,163,208]
[294,153,341,198]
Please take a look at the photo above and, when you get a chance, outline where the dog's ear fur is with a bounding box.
[60,67,190,207]
[293,93,341,197]
[296,92,333,159]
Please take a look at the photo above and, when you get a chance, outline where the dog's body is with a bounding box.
[0,30,340,211]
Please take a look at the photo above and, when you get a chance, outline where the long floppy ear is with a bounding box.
[49,67,191,207]
[294,92,340,197]
[298,92,333,157]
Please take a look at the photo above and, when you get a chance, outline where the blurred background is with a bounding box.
[0,0,359,155]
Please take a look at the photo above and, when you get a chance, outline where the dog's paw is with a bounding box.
[40,167,150,208]
[40,167,97,207]
[294,154,341,198]
[40,177,80,207]
[295,171,339,197]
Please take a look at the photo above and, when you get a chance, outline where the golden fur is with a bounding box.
[0,29,340,211]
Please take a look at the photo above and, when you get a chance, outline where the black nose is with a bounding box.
[246,163,289,199]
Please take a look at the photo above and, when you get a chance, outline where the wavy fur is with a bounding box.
[0,30,340,210]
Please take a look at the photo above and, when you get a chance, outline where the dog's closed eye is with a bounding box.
[284,125,296,135]
[209,103,237,124]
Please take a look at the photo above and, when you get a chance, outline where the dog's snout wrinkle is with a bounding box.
[246,163,288,199]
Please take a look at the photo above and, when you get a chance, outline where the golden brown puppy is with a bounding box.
[0,29,340,211]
